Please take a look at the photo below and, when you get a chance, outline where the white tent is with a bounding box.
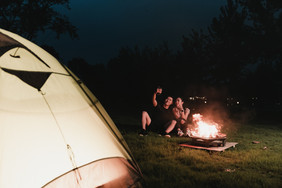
[0,28,143,188]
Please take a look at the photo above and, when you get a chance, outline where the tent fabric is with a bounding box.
[0,28,142,188]
[2,68,51,90]
[0,29,50,68]
[0,30,64,73]
[43,157,142,188]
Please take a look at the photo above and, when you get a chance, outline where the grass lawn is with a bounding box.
[114,115,282,188]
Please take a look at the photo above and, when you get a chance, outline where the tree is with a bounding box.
[179,29,210,84]
[202,0,282,106]
[238,0,282,64]
[0,0,78,40]
[207,0,250,87]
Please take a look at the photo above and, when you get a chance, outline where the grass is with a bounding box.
[114,115,282,188]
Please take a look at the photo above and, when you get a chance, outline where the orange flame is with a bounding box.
[190,113,221,138]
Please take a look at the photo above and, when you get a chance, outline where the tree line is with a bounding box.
[67,0,282,115]
[1,0,282,116]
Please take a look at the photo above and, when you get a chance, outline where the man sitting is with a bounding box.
[139,87,176,137]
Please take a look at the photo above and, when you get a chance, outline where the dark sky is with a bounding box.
[39,0,226,65]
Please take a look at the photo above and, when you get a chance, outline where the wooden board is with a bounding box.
[179,142,238,152]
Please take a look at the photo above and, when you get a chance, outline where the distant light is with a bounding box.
[237,101,240,105]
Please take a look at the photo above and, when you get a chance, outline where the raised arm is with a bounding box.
[152,87,162,107]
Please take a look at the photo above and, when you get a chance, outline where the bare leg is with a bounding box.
[141,111,151,130]
[165,120,177,133]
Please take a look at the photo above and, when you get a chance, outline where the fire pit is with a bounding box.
[190,134,227,147]
[188,113,226,147]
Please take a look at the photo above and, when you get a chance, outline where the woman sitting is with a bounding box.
[172,97,190,136]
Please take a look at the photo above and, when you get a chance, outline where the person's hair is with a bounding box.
[176,97,184,102]
[164,96,173,103]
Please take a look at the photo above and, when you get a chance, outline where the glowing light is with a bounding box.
[190,113,221,138]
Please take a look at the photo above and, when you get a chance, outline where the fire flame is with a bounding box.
[190,113,221,138]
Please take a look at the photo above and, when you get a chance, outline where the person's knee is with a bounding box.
[142,111,148,116]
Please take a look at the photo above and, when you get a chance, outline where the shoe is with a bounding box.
[160,131,171,138]
[139,129,148,136]
[164,134,171,138]
[177,128,184,137]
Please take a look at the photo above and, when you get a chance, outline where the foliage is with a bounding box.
[0,0,78,40]
[207,0,251,86]
[66,0,282,116]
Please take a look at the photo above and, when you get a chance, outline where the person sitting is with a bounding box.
[172,97,190,136]
[139,87,176,137]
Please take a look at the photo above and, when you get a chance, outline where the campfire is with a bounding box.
[188,113,226,147]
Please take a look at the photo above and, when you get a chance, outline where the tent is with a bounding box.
[0,28,143,188]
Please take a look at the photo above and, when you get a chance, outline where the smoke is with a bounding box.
[183,85,257,135]
[196,100,229,128]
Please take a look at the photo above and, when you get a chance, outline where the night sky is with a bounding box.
[39,0,226,65]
